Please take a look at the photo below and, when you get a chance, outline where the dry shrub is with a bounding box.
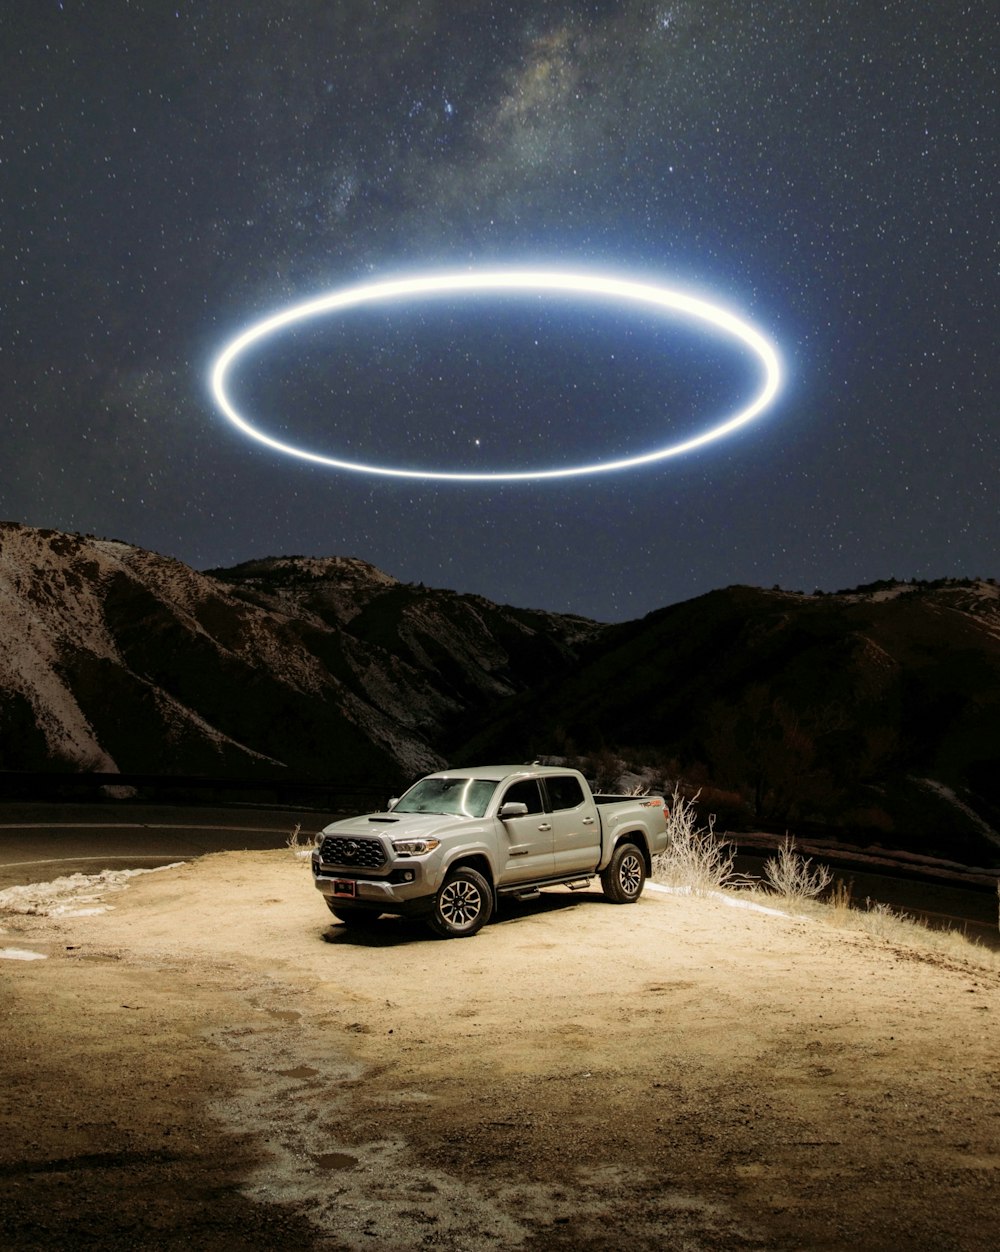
[763,836,833,901]
[653,790,736,893]
[857,898,904,940]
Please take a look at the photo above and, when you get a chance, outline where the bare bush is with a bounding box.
[857,897,909,940]
[763,837,833,901]
[653,790,736,893]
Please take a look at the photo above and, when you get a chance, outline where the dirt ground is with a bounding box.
[1,851,998,1251]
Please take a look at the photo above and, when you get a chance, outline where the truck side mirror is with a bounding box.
[499,801,529,820]
[387,798,399,810]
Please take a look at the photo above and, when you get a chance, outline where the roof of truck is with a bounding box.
[427,764,578,782]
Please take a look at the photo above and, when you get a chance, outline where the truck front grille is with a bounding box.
[318,836,387,869]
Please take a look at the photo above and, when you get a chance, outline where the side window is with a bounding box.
[502,779,543,815]
[546,775,585,811]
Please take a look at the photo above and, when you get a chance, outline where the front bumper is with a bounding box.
[311,852,440,910]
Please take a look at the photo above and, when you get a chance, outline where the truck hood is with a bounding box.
[320,811,483,840]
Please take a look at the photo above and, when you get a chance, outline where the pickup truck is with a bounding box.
[311,764,669,938]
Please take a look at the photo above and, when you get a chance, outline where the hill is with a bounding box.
[457,580,1000,863]
[0,522,598,787]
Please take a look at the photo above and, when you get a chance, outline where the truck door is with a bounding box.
[544,774,603,874]
[495,778,555,883]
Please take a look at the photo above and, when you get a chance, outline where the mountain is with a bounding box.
[0,523,599,787]
[2,521,998,868]
[457,579,1000,863]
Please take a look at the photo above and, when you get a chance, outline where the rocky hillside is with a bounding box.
[0,523,599,786]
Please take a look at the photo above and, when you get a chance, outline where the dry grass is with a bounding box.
[768,887,1000,972]
[828,876,854,914]
[652,800,998,972]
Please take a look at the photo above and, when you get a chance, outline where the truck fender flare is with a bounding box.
[606,830,652,875]
[440,847,497,890]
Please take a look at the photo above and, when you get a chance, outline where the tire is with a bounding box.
[600,842,646,904]
[327,902,382,926]
[428,866,494,939]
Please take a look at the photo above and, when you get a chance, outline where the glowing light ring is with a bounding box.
[210,269,782,481]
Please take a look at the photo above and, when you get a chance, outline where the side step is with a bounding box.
[498,875,593,902]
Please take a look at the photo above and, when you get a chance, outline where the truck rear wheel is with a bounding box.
[428,866,493,938]
[601,842,646,903]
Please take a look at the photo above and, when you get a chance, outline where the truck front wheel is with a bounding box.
[428,867,494,938]
[601,842,646,903]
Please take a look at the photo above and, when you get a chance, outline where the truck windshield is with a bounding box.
[392,777,498,818]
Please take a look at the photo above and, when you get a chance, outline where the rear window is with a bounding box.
[545,775,585,811]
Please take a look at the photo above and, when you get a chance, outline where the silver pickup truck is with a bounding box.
[311,764,669,938]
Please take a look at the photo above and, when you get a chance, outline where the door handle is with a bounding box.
[582,817,595,825]
[537,822,552,831]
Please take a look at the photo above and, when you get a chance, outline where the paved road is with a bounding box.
[0,802,337,889]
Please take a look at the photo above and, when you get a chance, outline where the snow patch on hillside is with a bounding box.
[914,778,1000,849]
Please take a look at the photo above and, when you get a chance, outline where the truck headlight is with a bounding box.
[392,837,441,857]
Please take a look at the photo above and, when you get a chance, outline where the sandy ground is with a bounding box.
[1,851,998,1251]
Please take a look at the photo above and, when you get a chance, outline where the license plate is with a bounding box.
[332,879,356,898]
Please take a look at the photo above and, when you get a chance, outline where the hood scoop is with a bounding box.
[367,816,399,823]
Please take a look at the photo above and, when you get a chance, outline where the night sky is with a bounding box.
[2,2,995,622]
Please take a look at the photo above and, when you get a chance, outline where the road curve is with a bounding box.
[0,802,332,890]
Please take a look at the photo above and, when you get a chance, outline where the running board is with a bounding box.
[498,875,594,901]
